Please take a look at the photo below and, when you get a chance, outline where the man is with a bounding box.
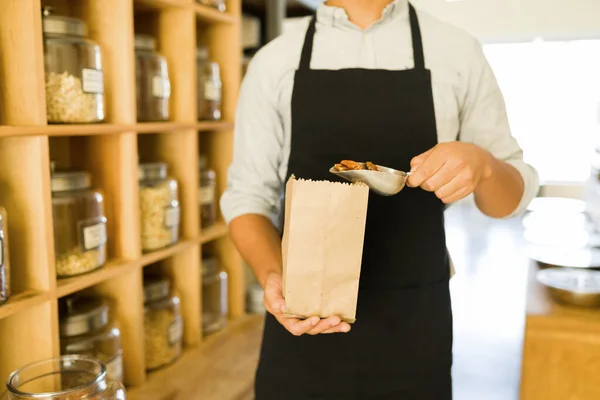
[221,0,539,398]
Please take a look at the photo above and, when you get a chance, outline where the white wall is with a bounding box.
[411,0,600,42]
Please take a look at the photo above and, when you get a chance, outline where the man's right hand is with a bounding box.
[263,272,351,336]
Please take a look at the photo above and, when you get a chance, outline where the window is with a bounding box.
[483,39,600,184]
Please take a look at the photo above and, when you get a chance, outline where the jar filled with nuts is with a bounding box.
[198,155,217,229]
[139,163,180,252]
[59,295,124,382]
[0,207,10,305]
[0,355,126,400]
[143,276,183,370]
[52,169,107,278]
[196,47,222,121]
[202,257,228,335]
[135,34,171,122]
[42,7,104,123]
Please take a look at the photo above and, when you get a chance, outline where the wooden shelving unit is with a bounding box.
[0,0,243,391]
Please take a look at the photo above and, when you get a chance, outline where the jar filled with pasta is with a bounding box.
[143,276,183,370]
[135,34,171,122]
[139,163,180,252]
[196,47,222,121]
[42,7,104,123]
[59,295,124,382]
[0,207,9,305]
[52,169,107,278]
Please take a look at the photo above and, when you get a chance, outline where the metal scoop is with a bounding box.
[329,163,412,196]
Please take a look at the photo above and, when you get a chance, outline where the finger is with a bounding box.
[440,185,473,204]
[407,150,446,188]
[410,147,435,170]
[419,163,458,193]
[280,315,320,336]
[264,288,286,315]
[306,316,342,335]
[321,322,352,334]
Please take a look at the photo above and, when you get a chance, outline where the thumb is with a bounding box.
[265,284,286,314]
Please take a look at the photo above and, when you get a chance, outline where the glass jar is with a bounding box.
[135,34,171,122]
[199,155,217,229]
[59,296,124,382]
[247,283,266,315]
[143,277,183,370]
[196,0,226,12]
[196,47,222,121]
[0,207,10,305]
[202,257,228,335]
[139,163,180,252]
[52,169,107,278]
[42,8,104,123]
[0,355,125,400]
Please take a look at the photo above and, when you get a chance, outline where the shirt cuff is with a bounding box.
[501,159,540,219]
[220,190,281,227]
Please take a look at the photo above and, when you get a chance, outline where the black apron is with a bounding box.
[255,5,453,399]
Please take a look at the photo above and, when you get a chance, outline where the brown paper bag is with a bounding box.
[281,176,369,323]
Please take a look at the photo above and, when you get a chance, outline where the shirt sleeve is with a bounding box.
[219,55,285,226]
[458,39,540,218]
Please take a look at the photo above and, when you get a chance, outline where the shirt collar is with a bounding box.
[317,0,408,28]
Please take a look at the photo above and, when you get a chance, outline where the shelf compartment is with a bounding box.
[140,240,195,267]
[0,291,51,321]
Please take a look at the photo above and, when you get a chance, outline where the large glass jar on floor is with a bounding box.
[0,355,126,399]
[42,7,104,123]
[59,295,124,382]
[52,169,107,278]
[143,276,183,370]
[202,256,228,334]
[139,163,180,252]
[0,207,10,305]
[196,47,222,121]
[135,34,171,122]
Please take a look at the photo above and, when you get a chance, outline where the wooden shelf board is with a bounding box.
[56,259,140,299]
[128,314,263,400]
[195,4,237,24]
[140,240,195,267]
[134,0,190,11]
[0,291,51,321]
[136,122,196,133]
[0,124,129,138]
[197,120,234,132]
[198,222,229,244]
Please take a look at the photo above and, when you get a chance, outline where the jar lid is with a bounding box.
[139,162,168,181]
[196,46,209,60]
[144,277,171,303]
[134,34,156,51]
[51,171,92,192]
[202,257,219,275]
[42,11,87,37]
[59,297,109,337]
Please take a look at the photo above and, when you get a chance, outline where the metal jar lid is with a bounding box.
[537,268,600,293]
[134,34,156,51]
[139,162,168,181]
[144,277,171,303]
[59,297,109,337]
[51,171,92,193]
[42,8,87,37]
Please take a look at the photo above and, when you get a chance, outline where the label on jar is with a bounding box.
[106,353,124,382]
[152,75,171,99]
[168,317,183,346]
[164,205,180,228]
[81,219,107,250]
[204,81,221,101]
[82,68,104,94]
[198,186,215,206]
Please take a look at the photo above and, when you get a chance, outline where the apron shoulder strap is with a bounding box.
[299,16,317,71]
[408,4,425,70]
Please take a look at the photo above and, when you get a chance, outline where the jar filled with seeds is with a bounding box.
[59,295,124,382]
[202,257,228,335]
[196,47,222,121]
[198,155,217,229]
[52,169,107,277]
[0,207,10,305]
[0,355,126,400]
[196,0,226,12]
[143,277,183,370]
[135,34,171,122]
[42,7,104,123]
[139,163,180,252]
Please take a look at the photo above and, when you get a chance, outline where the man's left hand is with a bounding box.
[406,142,493,204]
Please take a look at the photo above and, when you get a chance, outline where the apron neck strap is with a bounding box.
[298,3,426,71]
